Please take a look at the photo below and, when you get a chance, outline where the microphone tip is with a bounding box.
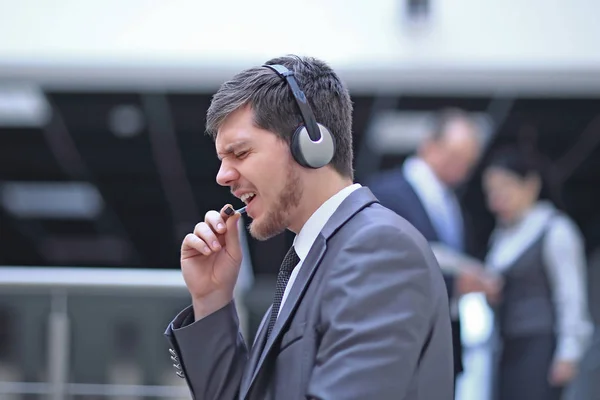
[235,206,247,215]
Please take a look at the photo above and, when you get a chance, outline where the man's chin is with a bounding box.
[248,217,287,241]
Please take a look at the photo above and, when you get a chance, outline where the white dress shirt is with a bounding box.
[486,200,593,362]
[403,156,464,251]
[403,157,483,273]
[277,183,362,317]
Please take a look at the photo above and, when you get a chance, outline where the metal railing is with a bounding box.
[0,266,249,400]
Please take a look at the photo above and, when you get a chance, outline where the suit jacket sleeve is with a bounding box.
[307,224,439,400]
[164,301,248,400]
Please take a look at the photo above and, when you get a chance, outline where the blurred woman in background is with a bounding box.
[482,147,592,400]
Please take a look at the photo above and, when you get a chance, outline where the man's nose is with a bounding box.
[216,162,239,187]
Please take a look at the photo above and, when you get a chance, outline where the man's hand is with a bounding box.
[180,204,243,320]
[455,265,503,300]
[549,360,577,387]
[455,264,489,294]
[482,273,503,305]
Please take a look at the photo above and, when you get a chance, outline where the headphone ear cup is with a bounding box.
[290,126,309,168]
[290,124,335,169]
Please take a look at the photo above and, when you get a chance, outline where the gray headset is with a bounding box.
[263,64,336,169]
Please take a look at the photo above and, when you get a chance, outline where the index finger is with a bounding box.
[203,207,229,234]
[219,204,236,219]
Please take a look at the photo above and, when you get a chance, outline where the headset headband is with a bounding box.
[262,64,322,142]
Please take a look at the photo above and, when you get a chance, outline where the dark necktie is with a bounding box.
[266,245,300,340]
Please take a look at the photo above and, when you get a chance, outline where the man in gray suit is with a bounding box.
[164,55,454,400]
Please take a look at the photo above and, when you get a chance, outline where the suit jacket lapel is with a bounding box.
[243,237,327,398]
[241,187,379,399]
[400,174,440,241]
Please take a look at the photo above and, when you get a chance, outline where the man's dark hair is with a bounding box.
[206,55,354,179]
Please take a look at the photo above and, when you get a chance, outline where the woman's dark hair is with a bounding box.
[485,145,564,209]
[486,146,540,179]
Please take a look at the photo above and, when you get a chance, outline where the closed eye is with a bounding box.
[235,151,249,159]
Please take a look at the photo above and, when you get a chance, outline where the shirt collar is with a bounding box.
[293,183,362,261]
[487,200,557,269]
[402,156,449,198]
[495,200,556,234]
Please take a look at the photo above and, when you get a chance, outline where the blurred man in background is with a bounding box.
[367,108,501,390]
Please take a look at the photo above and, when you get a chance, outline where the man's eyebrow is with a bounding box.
[217,141,250,160]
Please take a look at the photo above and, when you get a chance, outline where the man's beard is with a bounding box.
[249,164,302,241]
